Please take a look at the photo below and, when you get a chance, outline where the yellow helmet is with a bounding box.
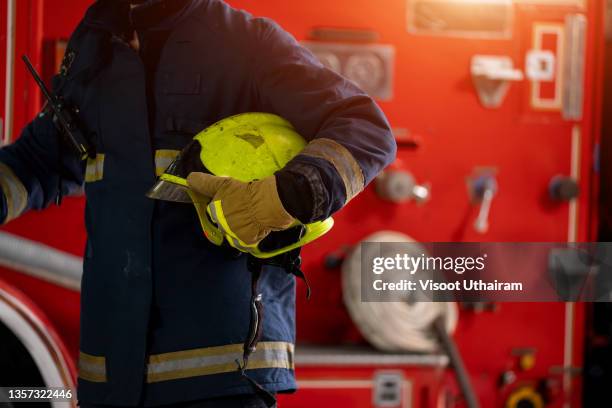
[147,113,334,258]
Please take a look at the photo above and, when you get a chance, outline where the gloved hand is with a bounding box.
[186,173,296,245]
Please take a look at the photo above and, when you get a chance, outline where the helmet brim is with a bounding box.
[146,179,193,203]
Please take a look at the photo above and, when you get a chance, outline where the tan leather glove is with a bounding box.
[186,173,296,245]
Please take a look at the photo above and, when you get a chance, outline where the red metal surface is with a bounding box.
[0,0,604,406]
[277,366,447,408]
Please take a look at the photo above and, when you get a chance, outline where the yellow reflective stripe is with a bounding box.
[0,162,27,223]
[187,191,224,246]
[207,201,245,251]
[249,219,335,260]
[78,352,107,383]
[209,200,257,252]
[160,173,189,187]
[155,149,180,176]
[79,343,294,384]
[208,199,334,259]
[300,138,365,202]
[146,341,294,383]
[149,343,242,364]
[85,154,105,183]
[209,200,234,238]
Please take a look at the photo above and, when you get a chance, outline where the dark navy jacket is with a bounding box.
[0,0,395,405]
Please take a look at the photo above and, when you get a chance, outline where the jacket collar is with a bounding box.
[84,0,203,35]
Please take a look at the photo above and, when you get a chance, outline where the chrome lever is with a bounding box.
[471,174,498,234]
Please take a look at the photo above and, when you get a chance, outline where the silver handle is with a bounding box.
[474,188,494,234]
[470,174,498,234]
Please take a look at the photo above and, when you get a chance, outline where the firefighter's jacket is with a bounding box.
[0,0,396,405]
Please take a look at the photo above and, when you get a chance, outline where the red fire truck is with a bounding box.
[0,0,606,407]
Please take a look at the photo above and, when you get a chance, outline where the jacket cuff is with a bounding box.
[275,167,320,224]
[277,154,353,223]
[297,138,365,203]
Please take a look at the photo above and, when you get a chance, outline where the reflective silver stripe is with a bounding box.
[85,154,105,183]
[207,200,221,226]
[299,138,365,202]
[78,359,105,375]
[0,162,27,223]
[206,201,231,237]
[147,341,294,383]
[229,235,251,252]
[155,149,180,176]
[207,202,252,251]
[78,352,107,383]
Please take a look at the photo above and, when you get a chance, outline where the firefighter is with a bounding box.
[0,0,396,407]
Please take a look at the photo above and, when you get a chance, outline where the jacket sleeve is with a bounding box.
[0,108,85,224]
[251,19,397,223]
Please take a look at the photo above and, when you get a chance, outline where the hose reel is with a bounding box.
[341,231,458,352]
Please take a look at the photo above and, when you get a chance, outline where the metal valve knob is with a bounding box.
[470,174,498,234]
[375,170,430,204]
[549,176,580,201]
